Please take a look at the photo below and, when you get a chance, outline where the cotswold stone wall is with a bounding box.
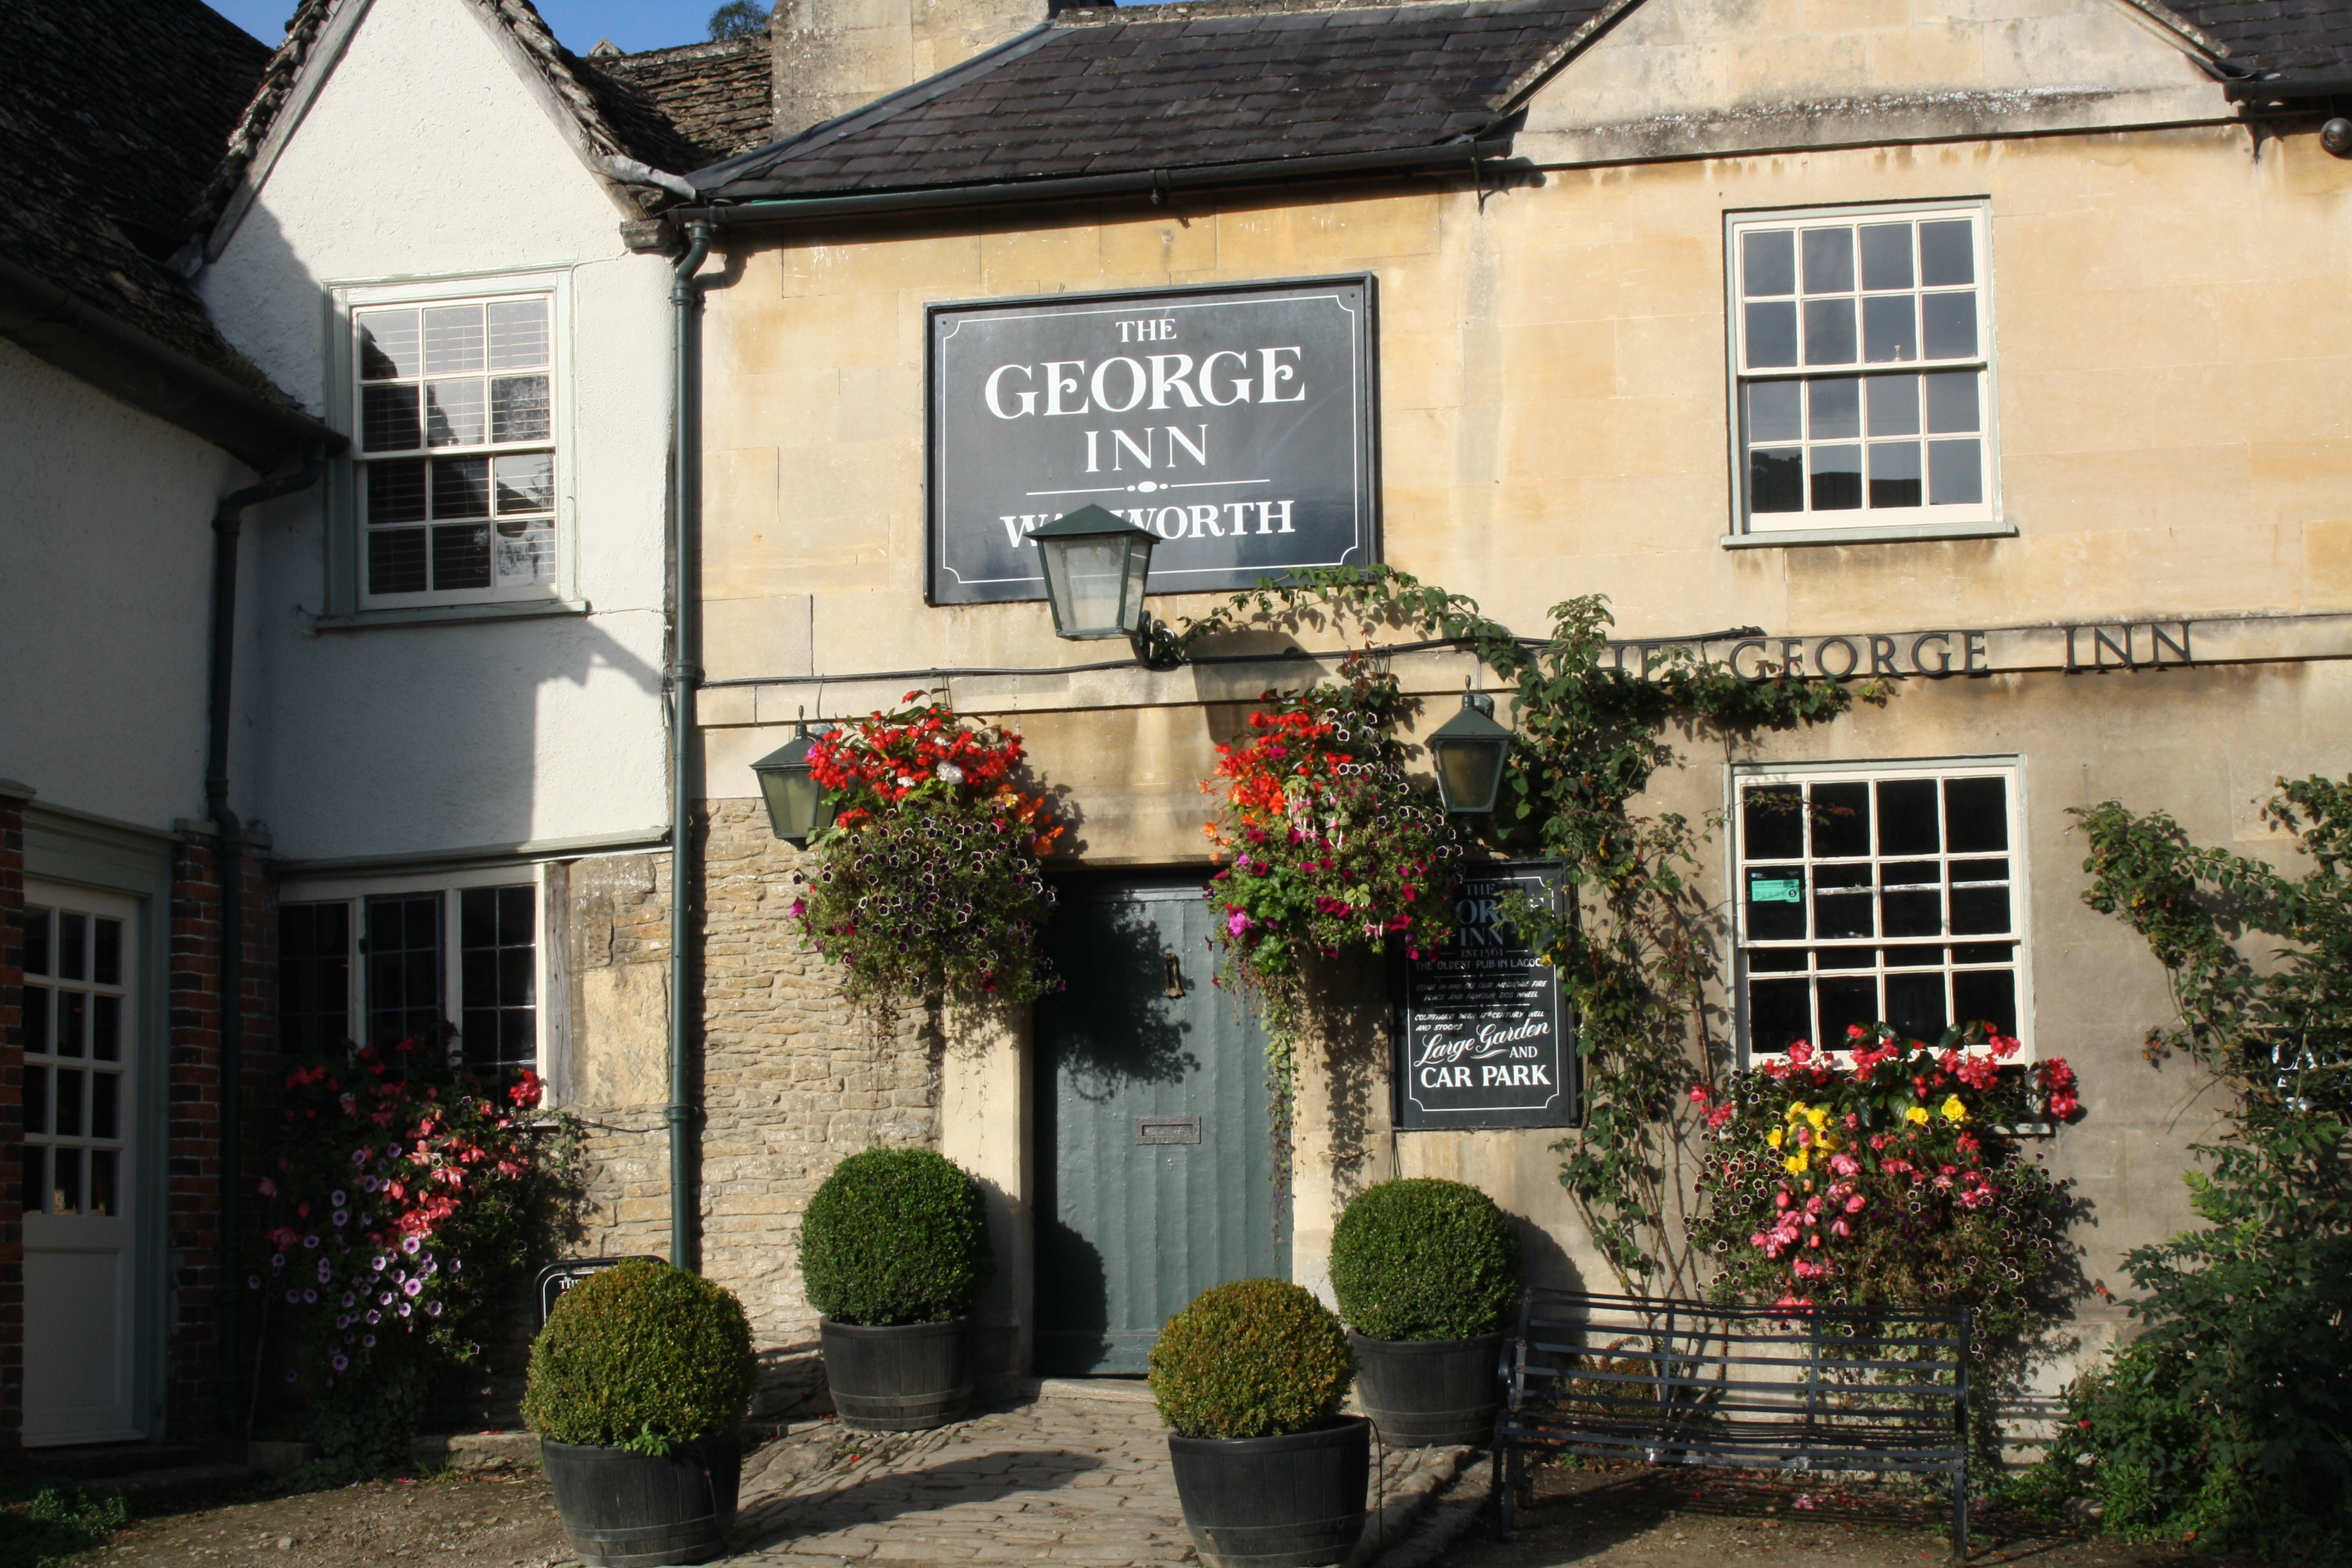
[564,814,944,1417]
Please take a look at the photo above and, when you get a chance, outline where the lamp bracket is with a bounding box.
[1130,611,1186,672]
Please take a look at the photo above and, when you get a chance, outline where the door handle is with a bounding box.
[1160,948,1185,999]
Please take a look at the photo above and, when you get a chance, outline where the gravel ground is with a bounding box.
[83,1470,569,1568]
[1423,1463,2260,1568]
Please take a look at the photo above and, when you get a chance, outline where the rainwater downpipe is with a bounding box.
[668,220,716,1273]
[207,454,324,1420]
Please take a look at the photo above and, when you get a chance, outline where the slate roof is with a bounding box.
[694,0,1613,200]
[2174,0,2352,83]
[582,32,776,166]
[0,0,292,407]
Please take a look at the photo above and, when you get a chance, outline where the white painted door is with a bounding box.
[21,884,140,1445]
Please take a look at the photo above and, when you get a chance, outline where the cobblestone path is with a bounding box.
[728,1381,1465,1567]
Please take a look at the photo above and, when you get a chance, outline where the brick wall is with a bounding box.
[163,826,276,1438]
[0,789,26,1460]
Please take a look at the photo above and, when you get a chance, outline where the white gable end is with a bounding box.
[200,0,633,408]
[1517,0,2236,164]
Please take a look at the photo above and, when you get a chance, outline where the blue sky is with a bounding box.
[214,1,737,54]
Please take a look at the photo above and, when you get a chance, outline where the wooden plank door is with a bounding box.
[1033,875,1287,1376]
[21,884,142,1445]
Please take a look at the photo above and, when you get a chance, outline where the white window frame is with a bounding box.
[321,269,580,625]
[1729,756,2034,1062]
[275,865,551,1086]
[1722,200,2006,546]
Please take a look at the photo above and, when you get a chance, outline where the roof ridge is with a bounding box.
[1053,0,1521,23]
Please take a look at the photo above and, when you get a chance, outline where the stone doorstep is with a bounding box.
[1011,1377,1157,1408]
[410,1429,543,1471]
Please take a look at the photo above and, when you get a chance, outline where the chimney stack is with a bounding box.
[769,0,1057,141]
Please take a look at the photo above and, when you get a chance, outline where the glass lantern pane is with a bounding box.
[1048,538,1132,637]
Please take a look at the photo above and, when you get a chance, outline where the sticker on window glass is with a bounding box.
[1749,875,1803,903]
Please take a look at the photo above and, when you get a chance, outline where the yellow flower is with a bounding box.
[1815,1132,1839,1152]
[1785,1151,1809,1174]
[1767,1128,1785,1149]
[1905,1104,1931,1125]
[1941,1094,1968,1123]
[1805,1106,1830,1131]
[1785,1102,1808,1123]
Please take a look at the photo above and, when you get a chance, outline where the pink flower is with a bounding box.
[1227,910,1253,937]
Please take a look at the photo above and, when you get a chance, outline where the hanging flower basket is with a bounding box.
[791,691,1062,1008]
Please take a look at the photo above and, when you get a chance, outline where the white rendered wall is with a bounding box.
[0,339,252,833]
[199,0,673,860]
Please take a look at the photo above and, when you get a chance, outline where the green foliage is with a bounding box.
[1183,567,1866,1289]
[2013,778,2352,1558]
[1328,1178,1522,1341]
[799,1148,994,1327]
[0,1480,126,1568]
[1148,1278,1354,1440]
[1688,1024,2077,1350]
[522,1259,757,1455]
[707,2,768,40]
[290,1338,436,1486]
[794,696,1061,1010]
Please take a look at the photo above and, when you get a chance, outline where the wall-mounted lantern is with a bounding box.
[1428,691,1514,815]
[1028,504,1183,671]
[750,719,835,846]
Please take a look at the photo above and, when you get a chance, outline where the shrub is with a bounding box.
[1328,1178,1522,1341]
[521,1259,757,1454]
[0,1479,125,1568]
[800,1148,993,1327]
[1148,1278,1354,1440]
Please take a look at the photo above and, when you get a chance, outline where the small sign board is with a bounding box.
[536,1256,663,1325]
[926,277,1379,605]
[1394,863,1577,1130]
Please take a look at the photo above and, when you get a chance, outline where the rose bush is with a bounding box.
[791,692,1061,1008]
[1689,1022,2080,1346]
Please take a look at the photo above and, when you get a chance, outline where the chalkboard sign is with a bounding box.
[535,1256,662,1324]
[1394,864,1576,1130]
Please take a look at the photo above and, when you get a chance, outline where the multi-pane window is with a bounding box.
[365,892,445,1049]
[276,884,538,1086]
[20,904,128,1216]
[356,295,555,601]
[1737,766,2025,1056]
[1731,207,1994,531]
[278,901,350,1056]
[459,887,538,1081]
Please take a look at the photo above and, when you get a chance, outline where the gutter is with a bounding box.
[2224,77,2352,103]
[673,138,1518,227]
[667,221,718,1274]
[208,456,326,1427]
[0,256,340,470]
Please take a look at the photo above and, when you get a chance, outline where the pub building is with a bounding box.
[535,0,2352,1421]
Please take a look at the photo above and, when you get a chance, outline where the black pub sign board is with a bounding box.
[926,277,1378,605]
[1394,863,1578,1130]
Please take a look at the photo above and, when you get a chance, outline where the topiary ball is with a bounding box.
[1148,1278,1354,1440]
[521,1259,757,1453]
[1328,1178,1523,1341]
[800,1146,994,1327]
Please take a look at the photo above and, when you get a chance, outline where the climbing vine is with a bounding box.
[1183,566,1869,1289]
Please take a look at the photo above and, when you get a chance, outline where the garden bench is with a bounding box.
[1493,1287,1973,1560]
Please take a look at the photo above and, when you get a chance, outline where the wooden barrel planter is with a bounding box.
[1347,1331,1504,1447]
[1166,1416,1370,1568]
[540,1432,741,1568]
[821,1317,970,1432]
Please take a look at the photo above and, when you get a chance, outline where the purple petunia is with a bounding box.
[397,1302,412,1318]
[302,1289,318,1304]
[330,1190,346,1206]
[303,1234,320,1249]
[332,1210,348,1227]
[365,1310,381,1325]
[331,1354,348,1371]
[402,1279,423,1298]
[362,1334,376,1348]
[426,1301,443,1317]
[341,1292,356,1308]
[247,1275,261,1290]
[286,1290,301,1303]
[402,1236,421,1256]
[371,1256,387,1271]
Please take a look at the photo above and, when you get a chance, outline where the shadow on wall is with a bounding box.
[215,201,668,858]
[1032,1212,1111,1375]
[754,1338,827,1420]
[1035,897,1198,1099]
